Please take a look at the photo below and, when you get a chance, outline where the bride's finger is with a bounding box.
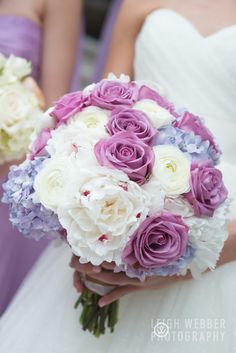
[100,262,116,270]
[88,270,141,286]
[70,255,101,274]
[98,285,141,307]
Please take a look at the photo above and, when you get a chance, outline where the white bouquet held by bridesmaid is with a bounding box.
[3,74,230,336]
[0,54,44,165]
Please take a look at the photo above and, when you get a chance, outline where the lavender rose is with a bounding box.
[94,132,154,185]
[174,111,221,163]
[122,212,189,269]
[106,107,158,145]
[138,85,179,118]
[30,128,51,160]
[50,91,89,125]
[184,160,228,217]
[90,79,139,110]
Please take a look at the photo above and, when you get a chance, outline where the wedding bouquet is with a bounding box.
[3,75,230,336]
[0,54,44,165]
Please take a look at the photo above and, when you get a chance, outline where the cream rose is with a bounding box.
[34,157,80,212]
[134,99,174,128]
[4,55,31,80]
[0,83,39,134]
[152,145,191,197]
[57,167,150,265]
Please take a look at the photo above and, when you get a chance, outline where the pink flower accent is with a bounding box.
[98,234,108,242]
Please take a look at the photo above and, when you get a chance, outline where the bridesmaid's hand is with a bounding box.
[70,255,192,307]
[23,77,46,110]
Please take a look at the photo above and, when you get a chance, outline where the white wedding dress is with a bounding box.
[1,9,236,352]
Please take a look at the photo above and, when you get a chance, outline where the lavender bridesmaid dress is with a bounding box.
[0,15,81,314]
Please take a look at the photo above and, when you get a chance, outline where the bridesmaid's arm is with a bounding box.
[103,0,159,78]
[41,0,81,107]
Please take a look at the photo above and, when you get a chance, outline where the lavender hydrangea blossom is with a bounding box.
[155,125,220,164]
[2,157,64,240]
[115,243,196,281]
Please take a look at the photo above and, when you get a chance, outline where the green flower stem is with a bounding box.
[75,289,119,337]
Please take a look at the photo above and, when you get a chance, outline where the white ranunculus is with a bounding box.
[134,99,174,128]
[34,157,80,212]
[4,55,31,80]
[58,167,150,265]
[71,106,109,130]
[152,145,191,197]
[141,178,165,213]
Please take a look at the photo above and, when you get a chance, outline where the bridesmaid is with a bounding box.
[0,0,82,314]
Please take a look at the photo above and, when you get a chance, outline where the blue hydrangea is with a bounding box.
[2,157,64,240]
[116,242,196,281]
[155,125,219,164]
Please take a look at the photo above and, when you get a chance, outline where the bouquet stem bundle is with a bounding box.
[75,290,119,337]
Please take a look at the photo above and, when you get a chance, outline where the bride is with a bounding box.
[1,0,236,352]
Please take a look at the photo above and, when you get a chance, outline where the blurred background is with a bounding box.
[81,0,119,86]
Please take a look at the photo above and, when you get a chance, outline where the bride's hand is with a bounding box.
[70,255,192,307]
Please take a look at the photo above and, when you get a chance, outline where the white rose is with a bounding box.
[0,82,39,134]
[34,157,80,212]
[134,99,174,128]
[58,167,150,265]
[4,55,31,80]
[152,145,191,197]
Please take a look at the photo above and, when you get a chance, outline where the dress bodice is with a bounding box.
[0,15,42,81]
[134,9,236,165]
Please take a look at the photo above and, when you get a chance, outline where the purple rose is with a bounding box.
[90,79,139,110]
[30,128,51,160]
[50,91,89,125]
[184,160,228,217]
[94,132,154,185]
[174,112,221,163]
[122,212,189,270]
[106,107,158,145]
[138,85,179,118]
